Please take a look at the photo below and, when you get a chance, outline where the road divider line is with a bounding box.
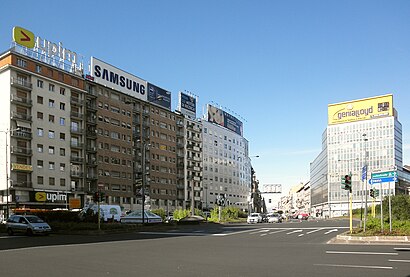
[268,229,287,235]
[324,229,338,235]
[314,264,393,270]
[306,228,323,235]
[388,259,410,263]
[326,251,398,256]
[286,230,303,235]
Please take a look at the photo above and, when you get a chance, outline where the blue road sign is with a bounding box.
[361,165,367,181]
[369,176,398,184]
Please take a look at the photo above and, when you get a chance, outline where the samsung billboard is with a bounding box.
[147,83,171,110]
[90,57,147,101]
[207,104,243,136]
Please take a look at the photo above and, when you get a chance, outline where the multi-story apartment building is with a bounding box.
[202,105,251,211]
[310,95,410,217]
[0,44,89,219]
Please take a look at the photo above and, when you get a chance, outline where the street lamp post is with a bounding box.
[363,134,369,232]
[1,128,19,220]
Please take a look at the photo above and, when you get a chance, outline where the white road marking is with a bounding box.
[324,229,338,235]
[314,264,393,270]
[268,229,287,235]
[298,234,304,237]
[306,228,323,235]
[326,251,398,256]
[388,259,410,263]
[286,230,303,235]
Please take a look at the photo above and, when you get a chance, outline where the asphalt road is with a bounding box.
[1,219,409,277]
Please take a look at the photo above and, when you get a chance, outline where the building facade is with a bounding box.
[310,94,410,217]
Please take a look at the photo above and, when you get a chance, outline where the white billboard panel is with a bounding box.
[90,57,147,101]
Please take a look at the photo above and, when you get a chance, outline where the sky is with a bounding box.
[2,0,410,194]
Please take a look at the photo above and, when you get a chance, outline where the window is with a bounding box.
[48,99,55,108]
[49,162,55,170]
[49,115,55,123]
[17,58,27,67]
[60,163,65,172]
[48,146,55,155]
[37,144,43,153]
[49,84,55,92]
[36,65,42,73]
[37,160,43,168]
[60,102,65,110]
[48,130,55,139]
[49,177,55,186]
[60,117,65,126]
[60,148,65,156]
[60,87,65,95]
[37,96,43,104]
[37,176,44,185]
[37,128,43,137]
[59,133,65,141]
[37,112,43,120]
[60,179,66,187]
[37,80,43,88]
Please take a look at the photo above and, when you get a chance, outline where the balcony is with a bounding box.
[11,112,32,121]
[86,103,97,111]
[70,127,83,134]
[86,174,98,180]
[11,130,32,140]
[87,87,97,97]
[70,111,83,119]
[11,95,32,107]
[70,171,84,178]
[86,130,97,138]
[86,146,97,152]
[86,117,97,125]
[177,184,185,190]
[10,146,32,156]
[176,121,184,127]
[70,156,84,163]
[70,97,84,106]
[86,160,97,167]
[10,77,32,90]
[70,142,84,149]
[13,181,33,188]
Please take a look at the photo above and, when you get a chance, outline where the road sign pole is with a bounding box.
[349,191,353,234]
[380,182,383,233]
[388,181,392,233]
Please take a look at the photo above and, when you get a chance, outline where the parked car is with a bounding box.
[120,210,163,224]
[297,213,310,220]
[6,215,51,236]
[267,213,282,223]
[247,213,262,224]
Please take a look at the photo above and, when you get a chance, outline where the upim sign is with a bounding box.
[31,191,67,203]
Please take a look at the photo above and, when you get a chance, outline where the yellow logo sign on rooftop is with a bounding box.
[13,26,35,48]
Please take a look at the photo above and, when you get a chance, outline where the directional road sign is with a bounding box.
[371,171,396,179]
[369,176,398,184]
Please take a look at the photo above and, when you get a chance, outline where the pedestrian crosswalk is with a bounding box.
[244,227,349,238]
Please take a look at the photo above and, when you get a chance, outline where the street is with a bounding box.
[1,219,409,277]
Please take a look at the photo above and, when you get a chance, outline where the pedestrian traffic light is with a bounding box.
[370,189,374,198]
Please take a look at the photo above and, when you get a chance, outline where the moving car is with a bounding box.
[6,215,51,236]
[247,213,262,224]
[120,210,163,224]
[267,213,282,223]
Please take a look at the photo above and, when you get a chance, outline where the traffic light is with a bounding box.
[374,189,380,197]
[93,191,100,202]
[370,189,374,198]
[99,192,105,202]
[341,174,352,192]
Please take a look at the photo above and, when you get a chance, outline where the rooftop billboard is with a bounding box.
[178,92,197,118]
[207,104,243,136]
[147,83,171,110]
[328,94,393,125]
[90,57,147,101]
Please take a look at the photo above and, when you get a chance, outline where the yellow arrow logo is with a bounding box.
[13,26,35,48]
[35,192,47,202]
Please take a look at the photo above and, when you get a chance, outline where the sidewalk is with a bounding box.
[329,233,410,245]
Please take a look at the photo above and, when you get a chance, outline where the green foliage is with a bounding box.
[381,194,410,221]
[207,206,244,222]
[151,209,166,220]
[173,209,191,220]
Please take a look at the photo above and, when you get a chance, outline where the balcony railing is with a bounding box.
[70,156,84,163]
[70,142,84,149]
[11,95,32,106]
[11,112,32,121]
[10,77,32,90]
[70,171,84,178]
[70,111,83,119]
[70,127,83,134]
[10,146,32,155]
[70,97,84,105]
[11,130,32,139]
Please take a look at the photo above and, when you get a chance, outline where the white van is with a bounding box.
[81,204,122,222]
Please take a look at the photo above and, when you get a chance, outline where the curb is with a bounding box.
[329,234,410,245]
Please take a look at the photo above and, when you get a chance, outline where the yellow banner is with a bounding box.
[11,163,33,171]
[328,95,393,125]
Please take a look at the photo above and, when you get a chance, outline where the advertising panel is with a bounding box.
[147,83,171,110]
[178,92,197,118]
[207,104,243,136]
[328,94,393,125]
[29,191,68,204]
[12,26,83,75]
[90,57,147,101]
